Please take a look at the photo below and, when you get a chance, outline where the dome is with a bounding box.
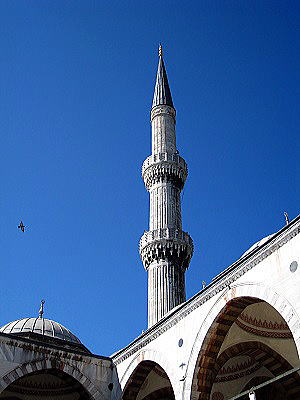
[0,318,81,345]
[242,234,274,257]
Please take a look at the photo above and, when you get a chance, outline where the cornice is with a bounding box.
[112,216,300,365]
[215,362,261,382]
[0,333,112,365]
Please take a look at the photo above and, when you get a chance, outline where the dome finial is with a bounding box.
[159,44,163,57]
[39,299,45,318]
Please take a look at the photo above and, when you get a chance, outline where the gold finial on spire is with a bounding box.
[39,299,45,318]
[158,44,163,57]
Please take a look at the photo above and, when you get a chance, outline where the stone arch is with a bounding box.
[120,349,176,392]
[122,350,176,400]
[215,341,300,397]
[183,283,300,400]
[0,359,102,400]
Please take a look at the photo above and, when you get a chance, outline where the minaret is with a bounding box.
[139,46,193,327]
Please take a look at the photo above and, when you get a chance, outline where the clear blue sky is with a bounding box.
[0,1,299,356]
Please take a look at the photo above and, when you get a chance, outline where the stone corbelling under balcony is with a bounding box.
[142,153,187,191]
[113,216,300,364]
[139,228,193,270]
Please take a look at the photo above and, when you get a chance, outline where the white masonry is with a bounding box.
[139,47,193,327]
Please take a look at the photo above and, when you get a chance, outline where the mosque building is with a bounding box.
[0,47,299,400]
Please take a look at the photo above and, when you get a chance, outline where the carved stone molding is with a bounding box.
[151,105,176,121]
[139,228,193,270]
[214,363,261,382]
[0,338,108,367]
[142,153,187,191]
[239,312,289,330]
[235,318,292,339]
[218,357,257,376]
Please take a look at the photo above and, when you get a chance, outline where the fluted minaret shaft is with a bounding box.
[149,106,182,232]
[151,106,176,154]
[140,47,193,327]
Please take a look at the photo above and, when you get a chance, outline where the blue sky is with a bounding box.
[0,1,299,356]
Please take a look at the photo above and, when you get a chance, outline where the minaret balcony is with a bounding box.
[139,228,194,270]
[142,153,188,190]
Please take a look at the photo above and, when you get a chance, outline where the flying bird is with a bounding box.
[18,220,25,232]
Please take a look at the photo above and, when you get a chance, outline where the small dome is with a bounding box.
[242,234,274,257]
[0,318,81,344]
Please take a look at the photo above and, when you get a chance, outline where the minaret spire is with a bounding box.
[139,48,193,327]
[152,45,174,109]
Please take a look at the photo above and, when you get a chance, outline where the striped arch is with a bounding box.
[195,296,259,399]
[0,359,103,400]
[120,349,176,392]
[121,349,176,400]
[183,283,300,400]
[215,341,300,398]
[122,361,174,400]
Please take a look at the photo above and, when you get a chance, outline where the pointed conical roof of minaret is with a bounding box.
[152,45,174,109]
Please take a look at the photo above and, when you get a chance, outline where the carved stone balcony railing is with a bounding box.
[142,153,188,190]
[139,228,194,270]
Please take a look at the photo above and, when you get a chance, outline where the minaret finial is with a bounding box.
[39,299,45,318]
[159,44,163,57]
